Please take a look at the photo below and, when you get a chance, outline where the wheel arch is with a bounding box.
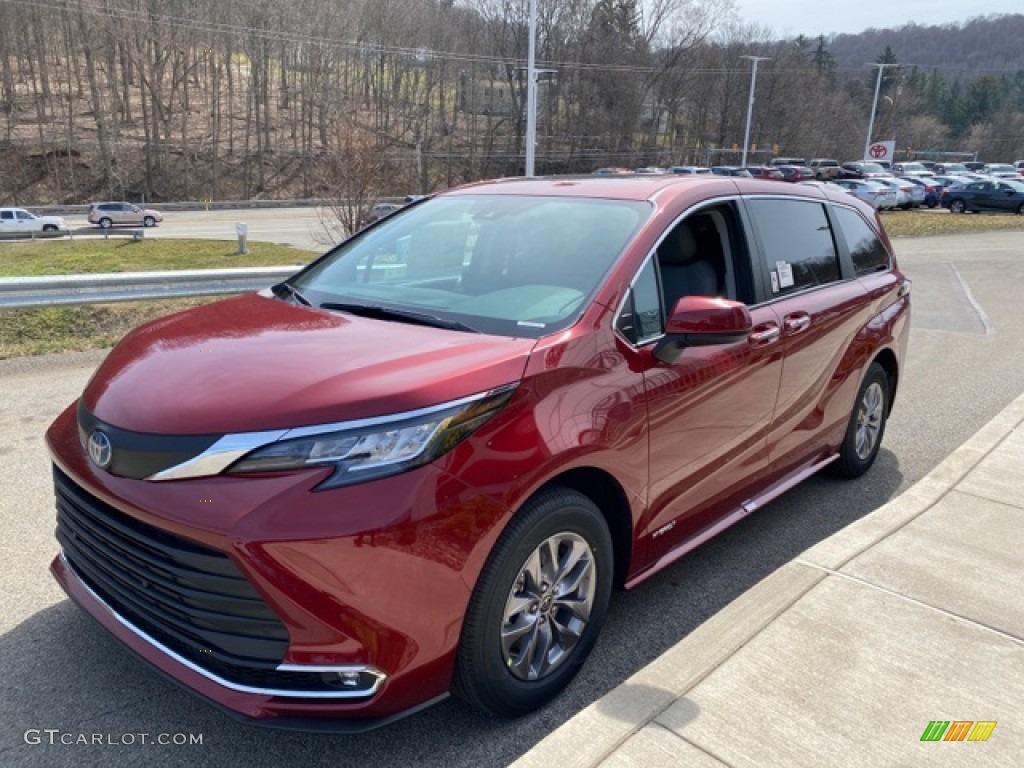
[531,467,635,589]
[872,347,899,414]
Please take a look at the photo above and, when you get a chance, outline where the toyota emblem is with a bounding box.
[87,430,113,469]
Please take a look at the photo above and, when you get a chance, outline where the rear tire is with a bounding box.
[452,487,613,717]
[832,362,889,479]
[949,199,966,214]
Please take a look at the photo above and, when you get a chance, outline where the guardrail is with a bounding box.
[0,228,146,242]
[0,266,298,309]
[29,197,408,216]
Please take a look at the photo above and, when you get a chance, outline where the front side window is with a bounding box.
[616,258,662,344]
[292,195,651,338]
[747,199,840,297]
[16,211,33,220]
[833,206,890,276]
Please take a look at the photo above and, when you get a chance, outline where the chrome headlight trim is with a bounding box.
[147,384,517,482]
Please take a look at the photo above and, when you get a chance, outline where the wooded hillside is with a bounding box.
[1,1,1022,205]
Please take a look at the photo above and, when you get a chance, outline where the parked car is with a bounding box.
[808,159,842,180]
[768,157,807,167]
[982,163,1019,179]
[943,179,1024,214]
[832,178,892,210]
[1015,161,1024,174]
[742,165,785,180]
[918,161,937,171]
[668,165,711,175]
[839,162,891,180]
[633,166,666,175]
[871,178,915,209]
[896,176,931,207]
[776,165,815,183]
[963,161,986,172]
[0,207,69,236]
[710,166,753,177]
[47,174,909,729]
[900,176,942,208]
[933,162,970,175]
[87,202,163,228]
[891,162,931,177]
[591,167,633,175]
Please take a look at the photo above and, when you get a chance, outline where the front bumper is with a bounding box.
[46,402,509,727]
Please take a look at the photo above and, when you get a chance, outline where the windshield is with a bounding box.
[861,163,886,174]
[291,194,651,338]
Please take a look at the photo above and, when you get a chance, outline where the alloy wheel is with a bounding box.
[855,381,884,460]
[500,532,596,682]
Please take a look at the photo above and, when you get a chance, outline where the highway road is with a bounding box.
[66,207,339,254]
[2,231,1023,767]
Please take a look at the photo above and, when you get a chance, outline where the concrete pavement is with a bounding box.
[513,391,1024,767]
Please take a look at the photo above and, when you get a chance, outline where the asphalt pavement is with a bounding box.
[1,230,1023,767]
[513,390,1024,768]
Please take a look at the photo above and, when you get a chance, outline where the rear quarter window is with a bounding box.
[746,198,840,296]
[833,206,890,276]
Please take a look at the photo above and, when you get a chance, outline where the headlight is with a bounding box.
[226,385,516,489]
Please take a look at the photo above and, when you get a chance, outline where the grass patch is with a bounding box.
[0,297,225,359]
[882,210,1024,238]
[0,238,314,277]
[0,238,318,358]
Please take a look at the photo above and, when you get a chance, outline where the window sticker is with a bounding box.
[770,271,780,293]
[776,261,795,289]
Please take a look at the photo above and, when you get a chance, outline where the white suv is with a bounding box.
[0,207,69,236]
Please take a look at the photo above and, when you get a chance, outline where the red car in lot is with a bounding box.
[48,174,910,730]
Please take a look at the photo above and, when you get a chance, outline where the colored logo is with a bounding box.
[920,721,997,742]
[87,430,113,469]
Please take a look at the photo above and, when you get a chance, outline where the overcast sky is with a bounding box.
[732,1,1023,38]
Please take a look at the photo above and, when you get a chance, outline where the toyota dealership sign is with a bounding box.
[865,140,895,163]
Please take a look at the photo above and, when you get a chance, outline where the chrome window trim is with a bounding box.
[612,195,741,350]
[59,551,387,699]
[148,383,518,481]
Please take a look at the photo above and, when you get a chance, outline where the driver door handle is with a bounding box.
[748,323,781,346]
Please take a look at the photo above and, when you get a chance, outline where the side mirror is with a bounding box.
[654,296,753,364]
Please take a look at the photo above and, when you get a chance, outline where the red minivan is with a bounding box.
[47,175,910,730]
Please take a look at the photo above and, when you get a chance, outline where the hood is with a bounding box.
[82,293,535,435]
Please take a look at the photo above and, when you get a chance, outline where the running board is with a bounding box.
[625,453,838,590]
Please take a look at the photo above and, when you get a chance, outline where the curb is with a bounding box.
[511,390,1024,768]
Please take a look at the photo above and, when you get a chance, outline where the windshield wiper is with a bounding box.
[273,281,311,306]
[320,302,480,333]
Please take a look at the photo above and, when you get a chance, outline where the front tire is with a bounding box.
[832,362,889,479]
[453,487,613,716]
[42,224,57,232]
[143,215,156,227]
[98,217,112,229]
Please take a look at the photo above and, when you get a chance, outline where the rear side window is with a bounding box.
[833,207,890,276]
[747,199,840,296]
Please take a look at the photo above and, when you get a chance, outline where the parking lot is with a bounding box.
[1,228,1022,765]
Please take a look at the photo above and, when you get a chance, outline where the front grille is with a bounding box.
[53,466,295,688]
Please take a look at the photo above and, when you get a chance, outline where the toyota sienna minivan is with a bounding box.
[48,174,909,730]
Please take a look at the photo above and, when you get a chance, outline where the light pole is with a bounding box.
[740,56,770,167]
[525,0,538,176]
[864,62,901,161]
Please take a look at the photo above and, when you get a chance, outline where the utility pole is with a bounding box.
[740,56,771,167]
[525,0,538,177]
